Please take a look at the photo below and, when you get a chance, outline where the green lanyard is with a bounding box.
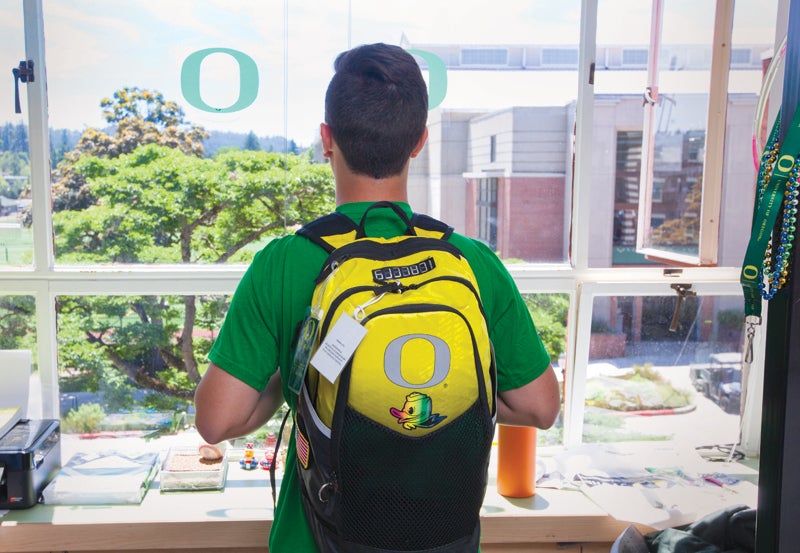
[741,108,800,317]
[740,108,800,360]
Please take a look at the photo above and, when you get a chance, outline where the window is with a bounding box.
[729,48,752,66]
[461,48,508,66]
[622,48,648,67]
[541,48,579,67]
[635,0,749,266]
[476,178,498,250]
[580,291,746,448]
[1,3,33,267]
[3,0,775,471]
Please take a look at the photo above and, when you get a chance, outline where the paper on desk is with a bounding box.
[537,442,755,489]
[581,480,758,531]
[536,443,758,530]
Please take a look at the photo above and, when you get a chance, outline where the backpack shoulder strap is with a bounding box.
[297,204,455,252]
[296,212,359,253]
[410,212,454,240]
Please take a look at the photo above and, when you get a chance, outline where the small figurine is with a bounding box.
[240,442,258,470]
[260,451,274,470]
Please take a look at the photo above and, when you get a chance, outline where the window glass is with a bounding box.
[56,294,229,456]
[0,295,37,424]
[339,0,580,263]
[523,293,569,446]
[583,294,747,449]
[637,1,717,263]
[592,0,775,269]
[37,1,585,267]
[7,0,771,459]
[42,1,336,266]
[0,3,33,267]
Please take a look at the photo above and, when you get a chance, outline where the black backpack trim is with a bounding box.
[297,202,454,254]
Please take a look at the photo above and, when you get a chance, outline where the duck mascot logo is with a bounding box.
[389,392,446,430]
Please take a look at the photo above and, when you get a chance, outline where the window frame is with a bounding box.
[4,0,763,453]
[635,0,734,266]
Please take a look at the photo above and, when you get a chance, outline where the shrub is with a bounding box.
[62,402,106,433]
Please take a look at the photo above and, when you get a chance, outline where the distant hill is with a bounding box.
[7,125,307,163]
[203,131,304,156]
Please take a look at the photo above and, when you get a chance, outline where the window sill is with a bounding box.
[0,465,644,553]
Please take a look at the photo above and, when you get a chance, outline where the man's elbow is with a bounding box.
[536,400,561,430]
[194,407,227,445]
[194,390,233,445]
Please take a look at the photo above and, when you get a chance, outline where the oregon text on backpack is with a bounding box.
[290,202,497,552]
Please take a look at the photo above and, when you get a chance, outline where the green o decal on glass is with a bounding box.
[406,49,447,110]
[181,48,259,113]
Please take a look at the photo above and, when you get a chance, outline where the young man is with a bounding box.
[194,43,560,552]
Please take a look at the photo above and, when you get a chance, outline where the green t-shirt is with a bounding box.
[208,202,551,552]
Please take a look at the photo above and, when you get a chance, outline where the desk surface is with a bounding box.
[0,464,638,553]
[2,438,760,553]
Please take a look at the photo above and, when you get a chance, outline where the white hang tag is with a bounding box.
[310,313,367,384]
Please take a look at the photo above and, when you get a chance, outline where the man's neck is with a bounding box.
[335,172,409,206]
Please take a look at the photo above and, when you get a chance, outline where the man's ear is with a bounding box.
[320,123,334,156]
[410,128,428,159]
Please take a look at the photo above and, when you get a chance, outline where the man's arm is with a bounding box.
[496,364,560,428]
[194,363,284,444]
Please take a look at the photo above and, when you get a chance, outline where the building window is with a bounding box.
[729,48,752,65]
[489,135,497,163]
[461,48,508,66]
[613,131,641,249]
[541,48,579,66]
[476,178,498,250]
[621,48,648,66]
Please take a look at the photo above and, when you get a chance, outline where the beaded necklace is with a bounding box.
[758,121,799,300]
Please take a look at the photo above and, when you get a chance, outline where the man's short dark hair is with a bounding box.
[325,43,428,179]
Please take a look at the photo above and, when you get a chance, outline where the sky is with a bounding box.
[1,0,778,147]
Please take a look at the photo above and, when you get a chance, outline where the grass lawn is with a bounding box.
[0,215,33,265]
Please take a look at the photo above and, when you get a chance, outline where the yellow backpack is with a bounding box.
[290,202,496,552]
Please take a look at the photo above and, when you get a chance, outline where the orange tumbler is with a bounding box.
[497,424,537,497]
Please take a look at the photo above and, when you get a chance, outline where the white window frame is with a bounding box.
[635,0,734,266]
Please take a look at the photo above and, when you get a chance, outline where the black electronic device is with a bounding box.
[0,419,61,509]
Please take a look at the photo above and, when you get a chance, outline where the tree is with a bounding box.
[49,86,209,215]
[243,131,261,151]
[1,123,29,153]
[0,151,30,198]
[525,293,568,362]
[0,296,36,351]
[51,89,335,406]
[651,177,702,247]
[50,129,72,169]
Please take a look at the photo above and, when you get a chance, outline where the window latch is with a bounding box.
[12,60,35,114]
[669,283,696,332]
[643,86,657,106]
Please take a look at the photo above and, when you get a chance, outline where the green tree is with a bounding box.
[51,88,335,403]
[243,131,261,151]
[0,296,35,351]
[525,293,568,362]
[3,123,29,153]
[651,176,702,247]
[0,151,30,198]
[50,86,209,215]
[50,129,71,169]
